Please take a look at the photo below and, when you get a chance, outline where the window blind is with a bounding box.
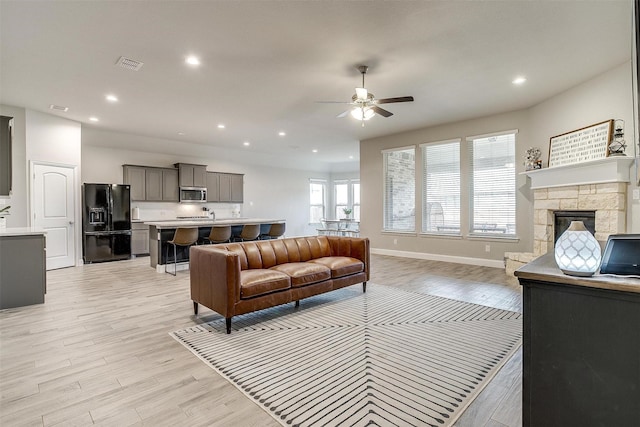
[467,132,516,236]
[383,147,415,231]
[421,140,460,234]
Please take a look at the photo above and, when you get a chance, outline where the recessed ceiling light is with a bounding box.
[243,141,250,146]
[278,131,286,136]
[349,155,354,159]
[512,76,527,85]
[312,149,318,153]
[106,94,118,102]
[89,117,99,122]
[186,56,200,66]
[178,132,185,136]
[217,124,225,129]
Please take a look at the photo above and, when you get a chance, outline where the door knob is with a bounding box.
[69,221,74,225]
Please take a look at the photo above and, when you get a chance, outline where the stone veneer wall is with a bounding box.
[505,182,627,276]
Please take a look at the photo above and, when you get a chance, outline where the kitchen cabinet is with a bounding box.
[0,231,46,309]
[0,116,13,196]
[123,165,146,201]
[145,168,163,201]
[162,168,179,201]
[123,165,180,202]
[131,222,149,255]
[175,163,207,188]
[230,173,243,202]
[207,172,244,202]
[206,172,220,202]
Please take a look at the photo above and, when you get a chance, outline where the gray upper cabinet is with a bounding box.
[217,172,244,203]
[0,116,12,197]
[145,168,163,201]
[162,168,179,201]
[123,165,146,201]
[176,163,207,187]
[124,165,180,202]
[206,172,220,202]
[230,174,244,203]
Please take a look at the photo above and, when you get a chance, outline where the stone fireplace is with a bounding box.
[505,157,634,276]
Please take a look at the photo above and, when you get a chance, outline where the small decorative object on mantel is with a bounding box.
[0,205,10,230]
[554,220,602,277]
[524,147,542,170]
[548,120,613,168]
[342,207,352,219]
[608,119,627,156]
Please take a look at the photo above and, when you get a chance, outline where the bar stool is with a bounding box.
[235,223,261,241]
[165,227,199,276]
[263,222,286,239]
[207,225,232,244]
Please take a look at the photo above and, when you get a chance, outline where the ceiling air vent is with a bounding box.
[49,104,69,112]
[115,56,144,71]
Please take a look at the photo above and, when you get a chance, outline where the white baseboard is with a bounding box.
[371,247,505,269]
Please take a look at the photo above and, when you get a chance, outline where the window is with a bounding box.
[309,179,326,224]
[352,181,360,221]
[334,181,348,219]
[333,179,360,221]
[468,131,517,236]
[421,140,460,234]
[383,147,415,231]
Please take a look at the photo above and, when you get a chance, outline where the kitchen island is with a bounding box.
[145,218,285,273]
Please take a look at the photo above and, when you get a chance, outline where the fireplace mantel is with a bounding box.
[522,157,635,189]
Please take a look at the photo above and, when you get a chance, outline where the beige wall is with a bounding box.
[360,61,638,265]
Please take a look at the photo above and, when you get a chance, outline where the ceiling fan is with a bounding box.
[319,65,414,126]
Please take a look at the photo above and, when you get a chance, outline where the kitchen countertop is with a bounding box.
[144,218,285,228]
[0,227,47,237]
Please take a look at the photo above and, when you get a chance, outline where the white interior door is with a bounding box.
[32,163,76,270]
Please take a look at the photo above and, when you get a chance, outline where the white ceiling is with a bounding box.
[0,1,633,171]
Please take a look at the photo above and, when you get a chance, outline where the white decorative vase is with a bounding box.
[0,217,6,230]
[554,221,602,277]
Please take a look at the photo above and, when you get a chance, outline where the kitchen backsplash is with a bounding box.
[131,202,242,220]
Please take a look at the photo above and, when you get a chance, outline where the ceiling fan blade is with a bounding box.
[336,110,350,118]
[376,96,414,104]
[372,106,393,117]
[316,101,353,104]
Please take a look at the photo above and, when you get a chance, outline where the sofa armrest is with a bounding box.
[326,236,370,281]
[190,246,242,318]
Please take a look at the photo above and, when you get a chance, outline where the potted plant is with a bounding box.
[342,207,352,219]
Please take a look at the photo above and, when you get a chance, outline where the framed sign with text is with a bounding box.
[548,120,613,168]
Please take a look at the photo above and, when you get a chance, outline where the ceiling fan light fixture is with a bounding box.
[350,107,375,121]
[355,87,368,100]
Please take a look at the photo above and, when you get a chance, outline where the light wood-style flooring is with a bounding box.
[0,254,522,426]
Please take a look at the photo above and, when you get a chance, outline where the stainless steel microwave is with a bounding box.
[179,187,207,203]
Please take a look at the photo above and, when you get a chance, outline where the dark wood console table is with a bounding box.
[515,254,640,427]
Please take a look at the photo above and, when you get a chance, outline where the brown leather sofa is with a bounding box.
[190,235,370,333]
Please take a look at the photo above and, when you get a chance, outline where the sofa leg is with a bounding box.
[363,282,367,293]
[193,301,198,315]
[226,318,232,334]
[295,300,300,308]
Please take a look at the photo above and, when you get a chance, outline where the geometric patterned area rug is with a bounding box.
[171,284,522,427]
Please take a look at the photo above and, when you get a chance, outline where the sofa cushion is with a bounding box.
[240,269,291,299]
[309,256,364,278]
[270,262,331,287]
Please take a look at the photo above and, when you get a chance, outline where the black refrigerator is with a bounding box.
[82,184,132,263]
